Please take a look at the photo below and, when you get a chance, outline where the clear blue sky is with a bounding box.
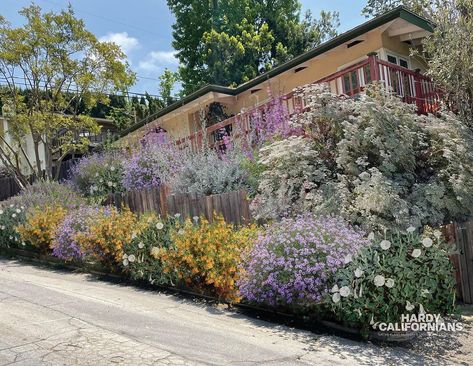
[1,0,367,96]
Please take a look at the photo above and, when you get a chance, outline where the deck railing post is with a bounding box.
[367,52,379,83]
[414,68,424,113]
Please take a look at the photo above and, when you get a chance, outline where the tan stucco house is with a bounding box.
[120,6,437,147]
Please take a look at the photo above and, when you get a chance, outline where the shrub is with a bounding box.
[4,180,86,210]
[0,204,26,249]
[122,215,181,285]
[74,207,143,268]
[122,133,184,191]
[69,150,125,199]
[160,215,258,302]
[18,206,67,253]
[238,214,369,308]
[328,228,456,333]
[52,205,101,261]
[250,136,329,220]
[172,149,250,196]
[251,83,473,231]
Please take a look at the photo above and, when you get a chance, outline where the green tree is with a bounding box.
[158,68,178,106]
[167,0,339,94]
[0,5,135,185]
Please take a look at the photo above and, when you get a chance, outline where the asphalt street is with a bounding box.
[0,259,471,365]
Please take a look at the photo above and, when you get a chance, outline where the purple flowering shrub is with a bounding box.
[69,150,125,199]
[238,214,369,308]
[52,205,100,261]
[122,133,184,191]
[4,181,86,210]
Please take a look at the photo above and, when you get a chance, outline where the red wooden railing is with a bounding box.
[176,53,442,151]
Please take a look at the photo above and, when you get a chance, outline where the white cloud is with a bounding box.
[99,32,139,55]
[138,51,178,72]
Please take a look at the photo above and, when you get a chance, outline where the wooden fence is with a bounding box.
[448,221,473,304]
[0,176,22,201]
[107,187,252,226]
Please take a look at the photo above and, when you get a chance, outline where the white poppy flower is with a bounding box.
[374,275,385,287]
[9,236,13,240]
[407,226,416,233]
[406,301,415,311]
[411,249,422,258]
[331,284,339,293]
[123,254,128,259]
[344,254,353,264]
[385,278,395,288]
[110,166,115,171]
[138,242,144,249]
[131,232,137,240]
[12,213,16,218]
[422,238,433,248]
[354,268,364,278]
[421,289,430,296]
[128,254,136,263]
[21,242,26,246]
[339,286,351,297]
[156,222,164,230]
[0,226,3,230]
[193,216,199,222]
[380,240,391,250]
[107,181,113,187]
[178,229,185,235]
[367,232,375,241]
[0,210,3,215]
[174,213,181,218]
[332,292,341,303]
[433,230,442,239]
[122,259,129,267]
[9,204,13,208]
[16,208,21,213]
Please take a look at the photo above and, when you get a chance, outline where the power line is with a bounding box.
[39,0,164,38]
[0,78,162,99]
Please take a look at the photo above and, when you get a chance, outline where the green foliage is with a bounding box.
[0,204,26,249]
[122,215,180,286]
[158,69,178,107]
[328,229,456,333]
[167,0,339,94]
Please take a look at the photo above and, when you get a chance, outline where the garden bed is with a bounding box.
[0,246,419,343]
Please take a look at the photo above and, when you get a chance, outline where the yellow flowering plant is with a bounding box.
[18,205,67,254]
[160,214,258,302]
[74,207,144,269]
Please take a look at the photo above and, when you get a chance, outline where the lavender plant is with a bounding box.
[122,133,184,191]
[69,150,125,199]
[238,214,369,308]
[4,180,86,210]
[52,205,101,261]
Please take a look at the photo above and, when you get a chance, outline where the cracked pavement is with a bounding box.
[0,259,472,365]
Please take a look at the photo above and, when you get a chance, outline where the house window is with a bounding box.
[387,54,410,69]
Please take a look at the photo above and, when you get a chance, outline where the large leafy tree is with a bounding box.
[0,5,135,185]
[167,0,339,94]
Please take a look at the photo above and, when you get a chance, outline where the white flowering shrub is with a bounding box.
[327,228,456,333]
[250,136,329,220]
[0,204,26,249]
[251,83,473,230]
